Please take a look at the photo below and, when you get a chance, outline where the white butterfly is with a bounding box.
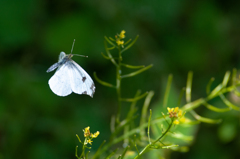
[46,41,95,97]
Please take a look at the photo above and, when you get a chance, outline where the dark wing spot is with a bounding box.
[82,77,86,82]
[90,83,96,97]
[83,91,87,95]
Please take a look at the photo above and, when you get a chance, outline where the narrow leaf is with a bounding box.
[206,77,215,95]
[219,94,240,111]
[121,64,153,78]
[162,145,179,149]
[120,91,148,102]
[92,140,106,159]
[120,145,130,159]
[203,102,231,112]
[75,146,79,158]
[124,90,141,145]
[163,74,173,107]
[104,40,118,67]
[86,151,90,159]
[148,109,152,144]
[94,72,116,88]
[207,83,223,100]
[121,35,139,53]
[106,148,119,159]
[177,87,186,107]
[232,68,237,85]
[190,110,222,124]
[140,91,154,137]
[181,98,205,112]
[121,63,145,69]
[222,71,231,87]
[233,89,240,97]
[101,52,111,60]
[124,38,132,45]
[104,36,116,46]
[110,115,115,133]
[76,134,81,143]
[169,132,193,142]
[186,71,193,103]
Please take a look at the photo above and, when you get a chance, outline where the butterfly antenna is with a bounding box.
[70,39,75,55]
[71,39,88,58]
[72,54,88,58]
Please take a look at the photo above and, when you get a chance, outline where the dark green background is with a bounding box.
[0,0,240,158]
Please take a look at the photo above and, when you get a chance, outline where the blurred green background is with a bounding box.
[0,0,240,158]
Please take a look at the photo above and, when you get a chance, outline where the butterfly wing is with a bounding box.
[67,60,95,97]
[48,63,72,96]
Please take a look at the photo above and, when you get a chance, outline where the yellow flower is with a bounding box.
[167,107,178,118]
[115,30,126,46]
[178,110,183,117]
[173,120,180,125]
[119,30,126,39]
[87,139,93,145]
[116,39,124,46]
[91,131,100,138]
[167,107,184,125]
[84,126,90,137]
[174,107,179,113]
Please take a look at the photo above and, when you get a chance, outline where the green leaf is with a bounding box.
[233,89,240,97]
[92,140,106,159]
[121,63,145,69]
[124,90,142,145]
[94,72,116,88]
[140,91,154,137]
[177,87,186,107]
[121,35,139,54]
[203,102,231,112]
[86,151,90,159]
[148,109,152,144]
[106,148,119,159]
[169,132,193,142]
[104,36,116,46]
[120,145,129,159]
[219,94,240,111]
[190,110,222,124]
[120,91,148,102]
[121,64,153,78]
[162,145,179,149]
[101,52,111,60]
[186,71,193,103]
[181,98,205,112]
[163,74,173,107]
[104,40,118,67]
[206,77,215,95]
[222,71,231,87]
[232,68,237,85]
[207,83,223,100]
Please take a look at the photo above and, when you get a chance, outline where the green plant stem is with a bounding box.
[80,144,86,159]
[134,120,173,159]
[116,46,122,124]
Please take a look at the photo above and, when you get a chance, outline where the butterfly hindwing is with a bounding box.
[48,63,72,96]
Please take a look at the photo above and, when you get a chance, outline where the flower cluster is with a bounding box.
[83,126,100,145]
[115,30,126,47]
[167,107,184,125]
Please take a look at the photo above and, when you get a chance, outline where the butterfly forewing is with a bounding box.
[68,60,95,97]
